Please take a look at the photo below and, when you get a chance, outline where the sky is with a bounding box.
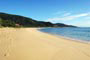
[0,0,90,27]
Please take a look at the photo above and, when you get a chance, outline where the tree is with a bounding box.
[0,18,3,27]
[1,20,16,27]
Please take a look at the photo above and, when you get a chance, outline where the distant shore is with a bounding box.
[0,28,90,60]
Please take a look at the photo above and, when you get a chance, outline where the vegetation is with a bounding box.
[0,12,76,27]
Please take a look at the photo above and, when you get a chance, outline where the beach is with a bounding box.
[0,28,90,60]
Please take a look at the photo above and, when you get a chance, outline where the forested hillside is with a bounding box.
[0,12,76,27]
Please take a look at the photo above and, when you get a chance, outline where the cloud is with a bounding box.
[63,13,71,16]
[72,20,90,27]
[53,11,72,16]
[46,13,90,22]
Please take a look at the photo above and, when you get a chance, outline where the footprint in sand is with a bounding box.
[4,53,9,57]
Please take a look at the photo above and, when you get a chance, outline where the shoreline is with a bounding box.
[0,28,90,60]
[39,31,90,44]
[38,28,90,44]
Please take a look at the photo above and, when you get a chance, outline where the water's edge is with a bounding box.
[38,28,90,44]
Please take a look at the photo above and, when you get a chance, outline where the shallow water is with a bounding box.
[39,27,90,42]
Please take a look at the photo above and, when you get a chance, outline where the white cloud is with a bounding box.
[53,11,72,16]
[63,13,71,16]
[72,20,90,27]
[46,13,90,22]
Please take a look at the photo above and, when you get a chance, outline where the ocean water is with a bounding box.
[39,27,90,42]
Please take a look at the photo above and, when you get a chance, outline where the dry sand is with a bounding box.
[0,28,90,60]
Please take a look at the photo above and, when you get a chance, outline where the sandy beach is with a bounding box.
[0,28,90,60]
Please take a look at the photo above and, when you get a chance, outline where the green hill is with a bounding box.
[0,12,76,27]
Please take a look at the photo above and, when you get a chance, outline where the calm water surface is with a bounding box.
[39,27,90,42]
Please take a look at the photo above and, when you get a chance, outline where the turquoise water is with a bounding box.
[39,27,90,42]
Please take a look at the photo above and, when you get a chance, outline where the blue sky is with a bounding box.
[0,0,90,27]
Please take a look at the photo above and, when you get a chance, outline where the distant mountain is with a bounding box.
[54,23,76,27]
[0,12,76,27]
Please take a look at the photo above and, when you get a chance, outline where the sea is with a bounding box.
[39,27,90,43]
